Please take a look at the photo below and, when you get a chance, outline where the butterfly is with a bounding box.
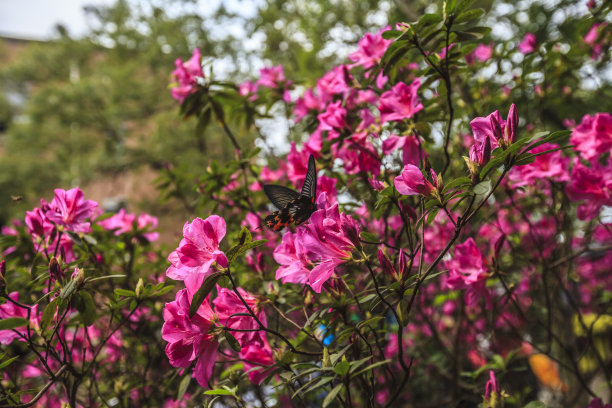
[263,155,317,231]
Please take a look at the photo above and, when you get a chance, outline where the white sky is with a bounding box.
[0,0,116,39]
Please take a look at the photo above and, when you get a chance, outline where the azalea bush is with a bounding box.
[2,0,612,407]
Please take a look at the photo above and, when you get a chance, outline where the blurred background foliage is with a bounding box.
[0,0,610,238]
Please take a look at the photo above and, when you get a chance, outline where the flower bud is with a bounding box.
[490,114,503,141]
[48,257,64,284]
[71,267,85,286]
[378,249,397,279]
[507,103,518,144]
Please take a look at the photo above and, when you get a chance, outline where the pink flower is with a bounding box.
[166,216,228,291]
[570,113,612,162]
[162,289,218,387]
[25,206,53,240]
[44,187,98,233]
[256,65,287,89]
[465,43,493,64]
[171,48,203,102]
[584,23,607,60]
[240,342,275,384]
[444,238,490,305]
[300,194,358,292]
[585,399,612,408]
[316,65,352,102]
[566,159,612,220]
[331,134,381,176]
[238,80,258,101]
[394,164,436,196]
[379,79,424,123]
[273,231,311,285]
[0,292,39,345]
[274,194,357,293]
[348,26,393,69]
[286,143,312,187]
[484,370,500,401]
[137,213,160,242]
[382,134,422,166]
[318,100,347,130]
[518,33,537,54]
[508,142,570,187]
[469,135,492,166]
[294,88,324,122]
[469,104,518,149]
[213,286,265,346]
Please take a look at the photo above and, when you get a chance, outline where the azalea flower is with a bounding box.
[44,187,98,233]
[170,48,203,102]
[273,230,311,285]
[383,134,423,166]
[470,104,518,149]
[256,65,288,89]
[0,292,39,345]
[294,88,324,122]
[378,79,424,123]
[240,341,275,384]
[213,286,266,345]
[348,26,393,69]
[570,112,612,162]
[299,194,359,292]
[394,164,437,197]
[318,100,347,130]
[162,289,218,387]
[238,80,259,101]
[166,215,228,292]
[444,238,490,305]
[316,65,353,103]
[518,33,537,54]
[465,43,493,64]
[566,159,612,220]
[508,142,570,187]
[99,209,159,242]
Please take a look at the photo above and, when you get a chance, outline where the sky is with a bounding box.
[0,0,117,39]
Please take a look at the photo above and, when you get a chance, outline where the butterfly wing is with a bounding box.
[263,184,301,210]
[300,155,317,199]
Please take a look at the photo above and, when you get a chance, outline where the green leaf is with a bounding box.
[65,231,83,246]
[356,316,384,330]
[323,383,344,408]
[359,231,378,242]
[523,402,546,408]
[350,359,392,378]
[334,358,350,377]
[479,157,504,179]
[454,8,484,23]
[442,176,472,193]
[114,289,135,298]
[225,330,242,352]
[514,153,535,166]
[426,208,440,224]
[60,279,78,300]
[177,375,190,401]
[0,317,27,331]
[0,355,19,370]
[418,14,443,27]
[203,389,233,396]
[41,297,59,331]
[74,291,96,326]
[473,179,492,196]
[189,272,225,318]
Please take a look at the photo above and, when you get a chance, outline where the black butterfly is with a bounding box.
[263,155,317,231]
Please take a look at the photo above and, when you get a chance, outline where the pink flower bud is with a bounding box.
[377,249,397,278]
[507,103,518,143]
